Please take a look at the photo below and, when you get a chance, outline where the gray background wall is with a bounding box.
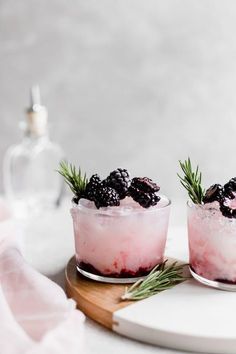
[1,0,236,199]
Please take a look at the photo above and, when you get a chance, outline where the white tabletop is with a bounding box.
[21,199,194,354]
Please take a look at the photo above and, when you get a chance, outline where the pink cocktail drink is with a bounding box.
[71,196,170,283]
[188,201,236,284]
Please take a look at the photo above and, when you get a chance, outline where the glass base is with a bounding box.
[76,265,146,284]
[189,267,236,291]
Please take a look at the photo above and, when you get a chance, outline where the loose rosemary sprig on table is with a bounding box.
[121,261,187,301]
[57,161,88,198]
[178,158,205,204]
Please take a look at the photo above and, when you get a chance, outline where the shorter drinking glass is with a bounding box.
[188,201,236,290]
[71,196,171,283]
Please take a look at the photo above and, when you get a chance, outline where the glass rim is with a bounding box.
[71,195,171,216]
[187,200,213,209]
[187,200,202,208]
[186,200,228,219]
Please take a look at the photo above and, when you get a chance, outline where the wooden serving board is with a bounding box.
[65,255,236,354]
[65,256,133,329]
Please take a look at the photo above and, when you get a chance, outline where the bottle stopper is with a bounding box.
[26,85,48,136]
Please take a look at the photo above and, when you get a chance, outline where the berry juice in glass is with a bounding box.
[71,196,171,283]
[188,201,236,290]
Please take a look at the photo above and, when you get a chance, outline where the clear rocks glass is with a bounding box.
[188,201,236,290]
[71,196,171,283]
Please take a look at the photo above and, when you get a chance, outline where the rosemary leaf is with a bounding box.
[177,158,205,204]
[57,161,88,198]
[121,261,188,301]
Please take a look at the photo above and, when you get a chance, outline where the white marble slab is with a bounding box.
[114,279,236,353]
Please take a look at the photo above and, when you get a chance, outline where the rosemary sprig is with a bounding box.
[121,261,187,301]
[177,158,205,204]
[57,161,88,197]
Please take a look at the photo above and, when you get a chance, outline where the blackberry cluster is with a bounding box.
[105,168,130,199]
[129,177,160,208]
[203,177,236,218]
[82,169,161,210]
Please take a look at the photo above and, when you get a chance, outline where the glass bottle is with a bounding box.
[3,85,64,218]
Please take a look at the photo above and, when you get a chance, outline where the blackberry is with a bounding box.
[105,168,130,199]
[219,202,236,219]
[85,174,102,201]
[203,184,224,204]
[94,186,120,209]
[129,186,160,208]
[224,178,236,199]
[129,176,161,208]
[219,178,236,218]
[131,177,160,193]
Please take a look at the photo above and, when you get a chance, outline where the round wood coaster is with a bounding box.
[65,256,133,329]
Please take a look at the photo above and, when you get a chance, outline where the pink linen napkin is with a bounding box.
[0,201,85,354]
